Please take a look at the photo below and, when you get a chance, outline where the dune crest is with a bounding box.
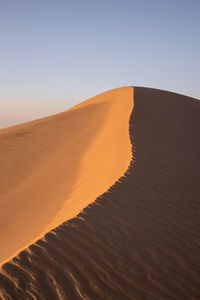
[0,87,200,299]
[0,87,133,266]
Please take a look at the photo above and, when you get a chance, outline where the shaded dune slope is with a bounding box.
[1,87,200,299]
[0,87,133,265]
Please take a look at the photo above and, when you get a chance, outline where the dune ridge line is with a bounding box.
[0,87,200,299]
[0,86,134,266]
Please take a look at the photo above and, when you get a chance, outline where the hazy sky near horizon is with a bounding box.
[0,0,200,128]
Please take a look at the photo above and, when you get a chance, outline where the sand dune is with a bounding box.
[0,87,133,266]
[0,87,200,299]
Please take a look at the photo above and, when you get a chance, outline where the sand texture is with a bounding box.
[0,87,200,299]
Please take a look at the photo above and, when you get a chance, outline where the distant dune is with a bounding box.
[0,87,200,299]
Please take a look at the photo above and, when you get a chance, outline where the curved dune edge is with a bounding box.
[0,87,200,300]
[0,86,133,266]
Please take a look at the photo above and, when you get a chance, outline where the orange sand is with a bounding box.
[0,87,133,265]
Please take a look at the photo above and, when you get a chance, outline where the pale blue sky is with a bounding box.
[0,0,200,128]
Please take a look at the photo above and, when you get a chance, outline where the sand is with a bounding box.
[0,87,133,266]
[0,87,200,299]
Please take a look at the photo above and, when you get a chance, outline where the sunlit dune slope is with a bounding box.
[0,87,133,265]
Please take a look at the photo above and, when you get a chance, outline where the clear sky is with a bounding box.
[0,0,200,128]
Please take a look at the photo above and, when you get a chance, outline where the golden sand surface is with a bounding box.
[0,87,133,265]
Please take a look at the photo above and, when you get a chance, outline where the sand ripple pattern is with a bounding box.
[0,87,200,299]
